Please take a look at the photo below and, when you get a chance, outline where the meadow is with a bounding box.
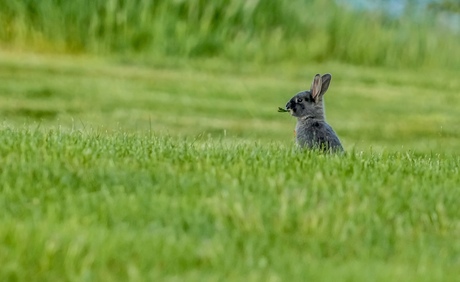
[1,0,460,281]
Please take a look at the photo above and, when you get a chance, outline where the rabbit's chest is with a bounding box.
[295,121,326,144]
[296,121,320,134]
[295,122,313,139]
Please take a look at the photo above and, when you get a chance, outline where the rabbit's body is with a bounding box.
[295,118,343,152]
[285,73,343,152]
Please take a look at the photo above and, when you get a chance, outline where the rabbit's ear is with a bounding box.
[320,74,332,95]
[311,74,322,101]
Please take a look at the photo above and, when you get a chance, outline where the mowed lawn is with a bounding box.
[1,51,460,281]
[1,51,460,152]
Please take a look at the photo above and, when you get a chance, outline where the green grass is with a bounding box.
[1,50,460,281]
[1,0,459,68]
[0,128,459,281]
[2,2,460,280]
[1,51,460,152]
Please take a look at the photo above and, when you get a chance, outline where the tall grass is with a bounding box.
[0,0,459,68]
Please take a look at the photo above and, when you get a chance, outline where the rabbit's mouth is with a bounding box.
[286,105,296,115]
[285,101,296,115]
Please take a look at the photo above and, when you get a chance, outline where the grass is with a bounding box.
[2,1,460,280]
[1,50,460,281]
[0,128,459,281]
[1,51,460,152]
[1,0,459,68]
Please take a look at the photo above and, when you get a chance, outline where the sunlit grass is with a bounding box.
[1,1,460,281]
[1,51,460,153]
[0,51,459,280]
[0,127,459,281]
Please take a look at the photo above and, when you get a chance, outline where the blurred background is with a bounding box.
[0,0,459,151]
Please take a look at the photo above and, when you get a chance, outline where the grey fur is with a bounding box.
[285,73,343,153]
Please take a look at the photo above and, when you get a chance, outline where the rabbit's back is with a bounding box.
[296,120,343,152]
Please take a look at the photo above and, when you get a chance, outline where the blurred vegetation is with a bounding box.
[0,0,459,68]
[429,0,460,13]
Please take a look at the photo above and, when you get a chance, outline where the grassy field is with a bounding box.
[1,128,459,281]
[1,0,460,281]
[1,50,460,281]
[1,51,460,152]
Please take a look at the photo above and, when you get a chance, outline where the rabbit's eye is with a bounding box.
[297,98,303,103]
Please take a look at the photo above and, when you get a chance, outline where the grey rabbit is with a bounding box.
[284,73,343,152]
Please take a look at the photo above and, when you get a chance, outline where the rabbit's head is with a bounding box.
[285,74,332,120]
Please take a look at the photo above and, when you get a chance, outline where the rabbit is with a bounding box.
[284,73,343,152]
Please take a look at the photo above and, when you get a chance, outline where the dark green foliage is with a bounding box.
[429,0,460,13]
